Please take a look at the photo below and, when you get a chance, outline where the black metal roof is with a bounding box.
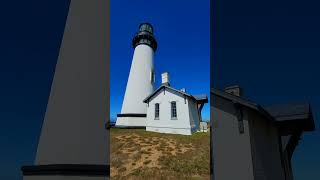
[212,88,258,109]
[211,88,315,132]
[265,103,315,131]
[265,103,310,121]
[132,22,157,51]
[211,87,315,159]
[143,85,208,104]
[194,94,209,103]
[211,88,274,121]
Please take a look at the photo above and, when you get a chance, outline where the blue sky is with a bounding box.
[110,0,210,121]
[0,1,70,179]
[213,0,320,179]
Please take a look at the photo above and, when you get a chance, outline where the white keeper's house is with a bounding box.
[143,72,208,135]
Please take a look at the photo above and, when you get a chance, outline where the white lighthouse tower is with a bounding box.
[116,23,157,127]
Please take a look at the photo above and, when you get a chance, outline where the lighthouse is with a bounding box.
[21,0,109,179]
[116,23,157,127]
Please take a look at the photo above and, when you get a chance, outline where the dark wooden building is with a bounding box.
[211,86,315,180]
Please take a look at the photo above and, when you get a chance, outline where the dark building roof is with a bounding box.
[211,88,274,121]
[211,87,315,161]
[143,85,208,104]
[211,88,315,132]
[194,94,209,103]
[211,88,258,109]
[265,103,315,133]
[265,103,311,121]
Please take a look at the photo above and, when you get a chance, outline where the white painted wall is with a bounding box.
[115,117,146,127]
[33,0,109,167]
[146,88,200,135]
[199,122,208,132]
[116,44,154,127]
[188,98,200,133]
[249,110,285,180]
[26,0,109,179]
[212,100,255,180]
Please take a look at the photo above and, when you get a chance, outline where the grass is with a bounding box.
[110,128,210,180]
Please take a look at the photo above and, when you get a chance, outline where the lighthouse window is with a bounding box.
[155,103,160,119]
[171,101,177,119]
[151,70,155,83]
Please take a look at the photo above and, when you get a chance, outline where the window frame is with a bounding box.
[154,103,160,120]
[171,101,177,120]
[150,70,155,83]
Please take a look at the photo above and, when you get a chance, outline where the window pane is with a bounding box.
[155,103,159,118]
[171,101,177,118]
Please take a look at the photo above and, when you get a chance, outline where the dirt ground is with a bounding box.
[110,128,210,180]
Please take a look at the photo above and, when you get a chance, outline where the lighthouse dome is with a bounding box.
[132,22,157,51]
[139,23,153,34]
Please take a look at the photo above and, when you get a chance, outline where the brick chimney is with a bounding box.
[161,72,170,86]
[225,85,242,96]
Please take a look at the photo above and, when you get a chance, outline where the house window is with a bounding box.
[171,101,177,119]
[155,103,159,119]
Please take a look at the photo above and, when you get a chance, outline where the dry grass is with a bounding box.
[110,128,210,180]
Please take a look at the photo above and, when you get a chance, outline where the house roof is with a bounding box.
[211,88,274,121]
[194,94,209,103]
[143,85,208,104]
[211,88,315,132]
[211,87,315,159]
[265,103,315,132]
[265,103,311,121]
